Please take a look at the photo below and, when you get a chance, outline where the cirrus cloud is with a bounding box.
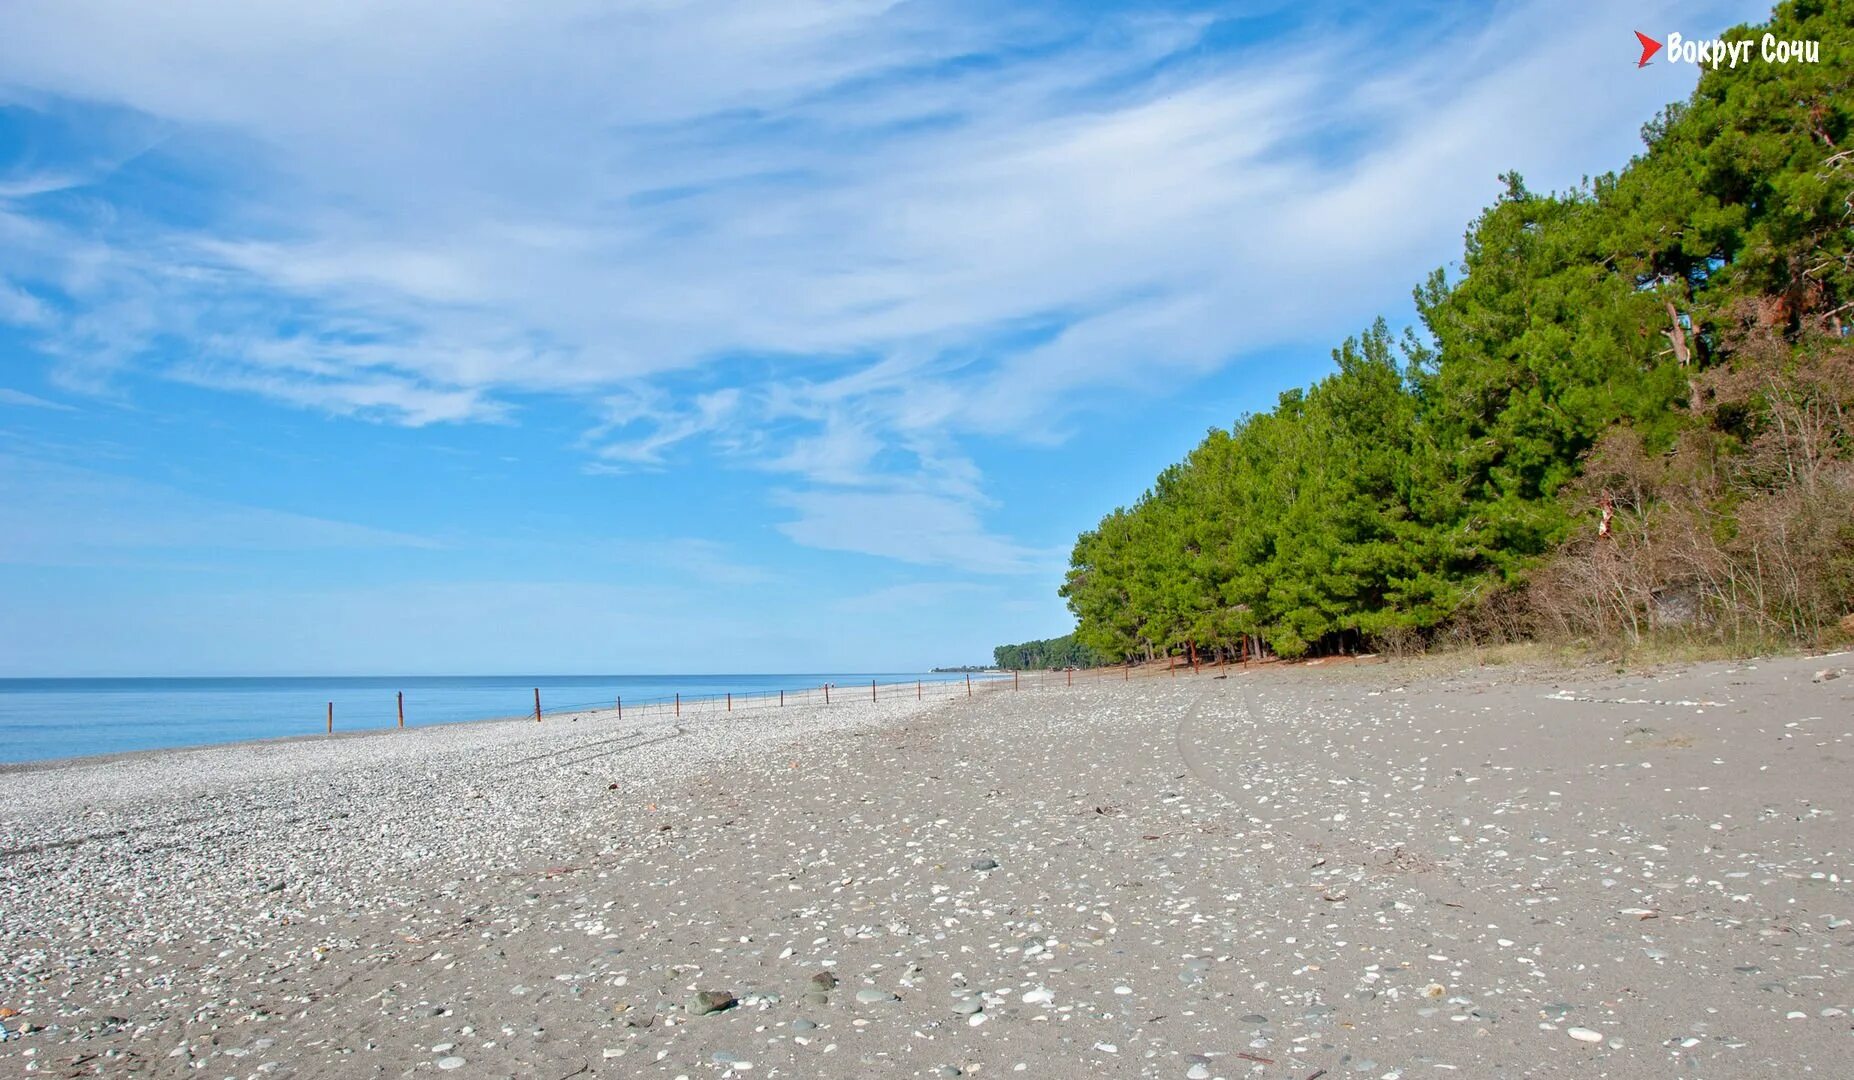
[0,0,1765,573]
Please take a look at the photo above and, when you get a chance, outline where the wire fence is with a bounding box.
[317,656,1239,735]
[542,672,1012,725]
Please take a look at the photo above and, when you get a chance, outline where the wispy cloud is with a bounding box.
[758,414,884,487]
[0,173,85,200]
[168,360,507,427]
[773,489,1058,575]
[0,387,74,410]
[585,387,742,469]
[0,280,53,327]
[0,0,1763,568]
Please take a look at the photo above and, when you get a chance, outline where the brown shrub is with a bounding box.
[1525,325,1854,648]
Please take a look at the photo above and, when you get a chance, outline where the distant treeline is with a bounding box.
[992,634,1111,670]
[1061,0,1852,661]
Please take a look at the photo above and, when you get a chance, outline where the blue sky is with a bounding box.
[0,0,1767,676]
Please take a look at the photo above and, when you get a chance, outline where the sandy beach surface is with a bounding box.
[1,653,1850,1079]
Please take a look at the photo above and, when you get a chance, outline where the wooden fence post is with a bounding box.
[779,689,784,707]
[616,696,622,721]
[727,692,732,712]
[1014,670,1019,691]
[327,701,333,734]
[534,688,542,722]
[917,680,921,699]
[966,673,971,697]
[397,690,404,728]
[675,692,680,718]
[872,678,877,702]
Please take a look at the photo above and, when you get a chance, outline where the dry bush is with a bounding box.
[1435,586,1532,650]
[1527,324,1854,648]
[1367,624,1426,658]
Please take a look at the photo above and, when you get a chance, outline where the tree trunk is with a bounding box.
[1663,300,1692,366]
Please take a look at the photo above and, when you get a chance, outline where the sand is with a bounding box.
[0,652,1849,1078]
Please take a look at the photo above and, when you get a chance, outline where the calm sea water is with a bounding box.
[0,672,1000,765]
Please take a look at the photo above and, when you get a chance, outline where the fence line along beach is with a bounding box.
[0,671,1027,766]
[0,664,1220,768]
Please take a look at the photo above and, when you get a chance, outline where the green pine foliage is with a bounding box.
[992,634,1111,670]
[1056,0,1851,661]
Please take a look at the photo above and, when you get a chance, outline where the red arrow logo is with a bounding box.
[1634,30,1663,67]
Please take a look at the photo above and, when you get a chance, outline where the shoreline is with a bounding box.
[0,690,950,824]
[0,671,1020,774]
[0,703,579,776]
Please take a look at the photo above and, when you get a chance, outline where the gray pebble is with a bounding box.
[688,990,737,1015]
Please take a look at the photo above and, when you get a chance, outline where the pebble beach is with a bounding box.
[1,652,1850,1078]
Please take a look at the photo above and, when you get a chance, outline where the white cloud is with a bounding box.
[0,279,54,327]
[0,173,86,200]
[168,361,507,426]
[773,489,1058,575]
[0,387,74,410]
[759,415,884,487]
[0,0,1770,566]
[587,387,742,468]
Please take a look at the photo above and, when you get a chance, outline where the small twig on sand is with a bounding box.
[1237,1051,1275,1064]
[1307,1070,1328,1080]
[555,1065,590,1080]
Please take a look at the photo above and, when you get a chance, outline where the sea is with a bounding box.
[0,672,1002,765]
